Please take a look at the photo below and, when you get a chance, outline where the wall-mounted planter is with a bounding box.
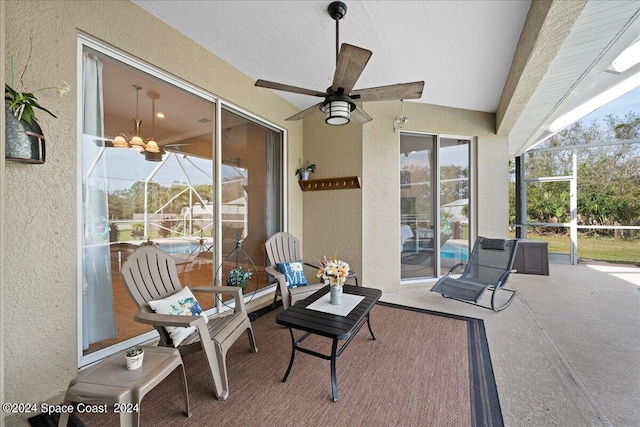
[5,105,46,164]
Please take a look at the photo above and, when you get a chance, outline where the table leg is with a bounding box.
[330,338,339,402]
[282,328,297,382]
[366,313,376,340]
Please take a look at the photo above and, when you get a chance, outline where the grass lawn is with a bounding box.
[510,232,639,264]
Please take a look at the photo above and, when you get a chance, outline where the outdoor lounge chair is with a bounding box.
[264,232,326,310]
[121,245,257,401]
[430,236,519,311]
[401,231,451,265]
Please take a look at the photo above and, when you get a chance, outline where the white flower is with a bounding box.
[316,256,350,287]
[57,81,71,97]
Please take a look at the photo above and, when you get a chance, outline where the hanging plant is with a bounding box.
[4,38,71,163]
[5,37,71,126]
[226,267,253,290]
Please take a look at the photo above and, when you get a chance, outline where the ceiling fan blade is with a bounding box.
[286,102,323,121]
[350,106,373,124]
[352,81,424,102]
[255,80,326,98]
[332,43,372,94]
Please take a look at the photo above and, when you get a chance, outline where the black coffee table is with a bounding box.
[275,284,382,401]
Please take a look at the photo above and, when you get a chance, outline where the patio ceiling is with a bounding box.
[133,0,640,157]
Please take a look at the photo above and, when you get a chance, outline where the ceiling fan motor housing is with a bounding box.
[328,1,347,20]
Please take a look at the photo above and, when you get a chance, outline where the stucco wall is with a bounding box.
[2,0,303,409]
[304,100,509,293]
[302,110,363,279]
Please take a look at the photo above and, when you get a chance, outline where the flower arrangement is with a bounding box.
[316,254,350,288]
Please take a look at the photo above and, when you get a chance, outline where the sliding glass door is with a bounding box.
[439,137,471,276]
[400,133,437,279]
[79,40,283,365]
[400,133,472,281]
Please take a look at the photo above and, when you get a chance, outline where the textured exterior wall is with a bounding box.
[356,101,508,292]
[3,0,303,410]
[1,0,7,418]
[302,110,363,279]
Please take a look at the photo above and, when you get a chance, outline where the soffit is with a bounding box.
[508,1,640,156]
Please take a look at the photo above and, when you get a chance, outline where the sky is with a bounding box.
[580,86,640,124]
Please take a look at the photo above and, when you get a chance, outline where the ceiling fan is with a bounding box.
[255,1,424,126]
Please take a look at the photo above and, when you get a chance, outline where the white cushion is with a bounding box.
[148,287,208,347]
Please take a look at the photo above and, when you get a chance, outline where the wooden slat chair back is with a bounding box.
[264,232,325,309]
[121,245,257,401]
[430,237,519,311]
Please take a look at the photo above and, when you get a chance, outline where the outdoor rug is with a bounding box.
[74,301,503,427]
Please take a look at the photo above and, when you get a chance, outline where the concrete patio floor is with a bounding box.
[381,261,640,427]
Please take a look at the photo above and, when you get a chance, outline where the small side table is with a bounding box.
[58,346,189,427]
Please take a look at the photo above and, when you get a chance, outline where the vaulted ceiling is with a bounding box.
[133,0,640,157]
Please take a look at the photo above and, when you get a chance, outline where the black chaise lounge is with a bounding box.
[430,236,519,311]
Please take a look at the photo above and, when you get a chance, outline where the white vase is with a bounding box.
[329,286,342,305]
[125,352,144,370]
[300,170,310,180]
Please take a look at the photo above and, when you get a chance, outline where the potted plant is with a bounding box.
[295,160,316,181]
[125,346,145,370]
[5,49,71,163]
[226,267,253,291]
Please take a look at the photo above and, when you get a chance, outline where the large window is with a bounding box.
[400,133,471,281]
[79,40,283,364]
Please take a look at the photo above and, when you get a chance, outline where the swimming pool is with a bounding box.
[159,241,213,255]
[441,241,469,262]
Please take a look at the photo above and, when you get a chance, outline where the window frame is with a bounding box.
[77,34,287,367]
[399,130,476,284]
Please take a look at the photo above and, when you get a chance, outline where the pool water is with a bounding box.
[159,241,212,255]
[441,242,469,262]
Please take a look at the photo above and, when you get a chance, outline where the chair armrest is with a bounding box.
[304,261,321,270]
[190,286,246,314]
[447,263,465,275]
[134,311,207,328]
[191,285,242,296]
[265,265,285,283]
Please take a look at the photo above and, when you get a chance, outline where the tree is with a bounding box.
[511,112,640,238]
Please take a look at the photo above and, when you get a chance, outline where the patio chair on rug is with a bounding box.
[121,245,257,401]
[264,232,326,310]
[430,236,519,311]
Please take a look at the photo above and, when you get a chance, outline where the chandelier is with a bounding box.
[112,85,160,155]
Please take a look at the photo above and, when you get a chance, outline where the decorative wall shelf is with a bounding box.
[299,176,362,191]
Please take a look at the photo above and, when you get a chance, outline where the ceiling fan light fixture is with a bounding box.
[129,117,145,148]
[130,135,144,148]
[321,95,354,125]
[112,134,128,148]
[145,138,160,153]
